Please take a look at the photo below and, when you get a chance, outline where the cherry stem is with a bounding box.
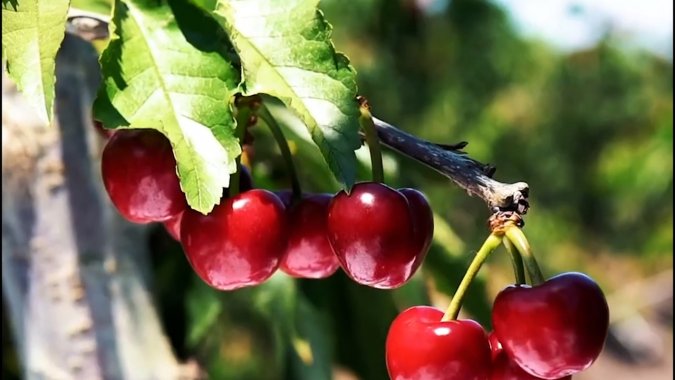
[230,105,252,197]
[257,105,303,202]
[502,237,526,285]
[504,226,545,285]
[442,233,503,321]
[359,104,385,184]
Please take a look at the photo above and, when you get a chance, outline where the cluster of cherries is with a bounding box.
[99,127,610,380]
[100,128,434,290]
[386,270,609,380]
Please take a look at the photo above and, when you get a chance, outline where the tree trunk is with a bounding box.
[2,34,181,380]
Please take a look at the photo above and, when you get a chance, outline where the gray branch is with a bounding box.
[372,118,529,213]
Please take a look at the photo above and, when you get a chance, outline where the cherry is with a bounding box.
[164,212,183,241]
[280,194,340,278]
[492,272,609,379]
[163,166,253,241]
[398,188,434,271]
[273,190,294,209]
[488,331,503,361]
[386,306,491,380]
[101,129,185,223]
[180,189,287,290]
[488,332,571,380]
[326,182,421,288]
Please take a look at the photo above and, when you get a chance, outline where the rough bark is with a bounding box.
[372,117,530,213]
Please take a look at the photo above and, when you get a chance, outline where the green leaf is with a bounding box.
[70,0,112,14]
[93,0,242,214]
[2,0,70,124]
[211,0,361,189]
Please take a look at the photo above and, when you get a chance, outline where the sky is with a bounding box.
[419,0,673,58]
[491,0,673,58]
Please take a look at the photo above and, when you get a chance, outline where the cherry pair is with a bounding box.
[386,272,609,380]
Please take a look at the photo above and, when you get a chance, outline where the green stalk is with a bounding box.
[230,106,252,197]
[359,105,384,183]
[441,234,503,321]
[257,105,302,202]
[502,237,526,285]
[504,226,545,285]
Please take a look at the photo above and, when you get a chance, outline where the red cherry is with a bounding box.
[101,129,185,223]
[488,332,571,380]
[326,182,419,288]
[274,190,294,209]
[492,272,609,379]
[398,188,434,270]
[488,331,503,361]
[180,189,287,290]
[280,194,340,278]
[164,212,183,241]
[386,306,491,380]
[163,166,253,241]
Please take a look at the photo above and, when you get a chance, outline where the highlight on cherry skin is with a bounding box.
[101,129,186,224]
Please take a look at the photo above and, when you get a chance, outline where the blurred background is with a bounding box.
[2,0,672,379]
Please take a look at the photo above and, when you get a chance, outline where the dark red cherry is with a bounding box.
[386,306,491,380]
[163,211,183,241]
[280,194,340,278]
[326,182,419,288]
[180,189,287,290]
[488,332,571,380]
[101,129,185,223]
[489,331,504,361]
[273,190,294,209]
[398,188,434,270]
[492,272,609,379]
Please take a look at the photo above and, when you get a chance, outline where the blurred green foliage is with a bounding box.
[160,0,671,378]
[3,0,672,379]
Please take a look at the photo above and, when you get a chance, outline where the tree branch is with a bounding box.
[66,8,110,42]
[64,8,530,214]
[371,117,529,213]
